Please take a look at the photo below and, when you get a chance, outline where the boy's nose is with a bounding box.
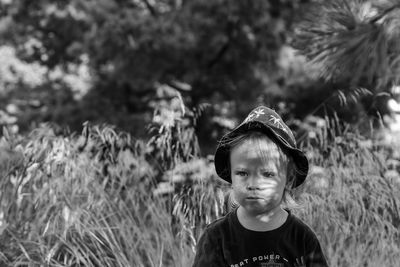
[246,179,264,190]
[246,184,262,190]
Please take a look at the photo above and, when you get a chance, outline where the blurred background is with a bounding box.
[1,0,400,152]
[1,0,400,266]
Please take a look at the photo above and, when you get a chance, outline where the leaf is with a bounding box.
[2,126,10,141]
[294,0,400,87]
[0,222,8,236]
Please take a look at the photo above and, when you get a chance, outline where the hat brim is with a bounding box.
[214,122,308,188]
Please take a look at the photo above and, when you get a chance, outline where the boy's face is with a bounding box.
[230,137,287,216]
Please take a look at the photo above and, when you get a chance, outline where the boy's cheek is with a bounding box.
[232,190,244,202]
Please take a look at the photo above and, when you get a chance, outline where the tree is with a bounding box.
[1,0,314,143]
[293,0,400,120]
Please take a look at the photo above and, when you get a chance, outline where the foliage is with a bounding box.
[2,0,400,142]
[0,119,226,266]
[1,1,400,265]
[293,0,400,88]
[0,0,326,138]
[146,85,202,169]
[298,117,400,266]
[0,116,400,266]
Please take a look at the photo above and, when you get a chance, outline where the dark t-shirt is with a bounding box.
[192,209,329,267]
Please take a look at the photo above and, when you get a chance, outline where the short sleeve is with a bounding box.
[305,236,329,267]
[192,228,226,267]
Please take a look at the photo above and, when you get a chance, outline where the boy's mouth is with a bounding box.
[246,196,264,200]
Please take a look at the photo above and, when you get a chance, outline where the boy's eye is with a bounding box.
[262,172,276,178]
[235,171,248,177]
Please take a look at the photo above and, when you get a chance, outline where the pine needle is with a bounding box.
[293,0,400,86]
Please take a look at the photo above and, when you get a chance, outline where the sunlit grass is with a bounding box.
[0,123,399,266]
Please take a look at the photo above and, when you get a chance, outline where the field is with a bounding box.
[0,121,399,267]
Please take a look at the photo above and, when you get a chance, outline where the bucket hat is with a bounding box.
[214,106,308,188]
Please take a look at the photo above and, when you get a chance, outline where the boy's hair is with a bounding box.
[224,131,300,208]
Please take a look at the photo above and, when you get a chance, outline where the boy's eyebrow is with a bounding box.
[259,168,277,172]
[260,167,276,171]
[232,167,247,170]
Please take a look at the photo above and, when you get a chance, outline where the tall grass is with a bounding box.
[0,118,399,266]
[297,117,400,266]
[0,123,224,266]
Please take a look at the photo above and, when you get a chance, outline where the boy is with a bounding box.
[193,106,328,267]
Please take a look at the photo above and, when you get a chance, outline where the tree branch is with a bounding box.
[207,41,231,69]
[141,0,157,17]
[370,4,400,24]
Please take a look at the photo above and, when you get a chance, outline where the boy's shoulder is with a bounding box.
[287,212,320,241]
[289,213,312,228]
[204,210,234,233]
